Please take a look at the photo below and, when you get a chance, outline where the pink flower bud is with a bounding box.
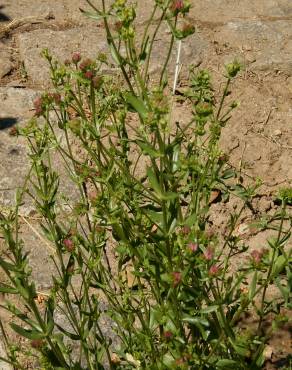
[172,271,182,287]
[203,247,214,261]
[63,238,74,252]
[250,249,267,264]
[209,264,220,276]
[171,0,184,12]
[188,242,198,252]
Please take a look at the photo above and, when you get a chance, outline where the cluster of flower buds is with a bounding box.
[33,96,45,116]
[33,92,62,116]
[250,248,268,265]
[69,52,104,89]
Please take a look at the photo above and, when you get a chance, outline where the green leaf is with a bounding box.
[184,212,197,227]
[199,305,218,314]
[0,257,19,272]
[79,10,105,21]
[109,44,120,65]
[161,192,178,201]
[55,323,80,341]
[125,93,148,119]
[182,316,209,327]
[147,168,162,197]
[216,359,238,368]
[136,140,161,158]
[0,284,18,294]
[162,353,174,368]
[10,323,45,340]
[272,255,287,278]
[249,271,257,301]
[221,169,235,179]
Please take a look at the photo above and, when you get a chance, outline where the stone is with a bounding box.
[0,49,12,78]
[18,24,209,85]
[0,340,12,370]
[189,0,290,23]
[0,88,38,205]
[214,20,292,73]
[258,197,272,213]
[273,129,282,136]
[18,27,107,86]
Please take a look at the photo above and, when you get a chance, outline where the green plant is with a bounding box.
[0,1,291,369]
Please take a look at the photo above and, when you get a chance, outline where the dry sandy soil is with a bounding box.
[0,1,291,369]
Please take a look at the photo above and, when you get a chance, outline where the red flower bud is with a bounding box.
[63,238,74,252]
[31,339,45,349]
[172,271,182,287]
[163,330,173,339]
[9,126,18,136]
[203,247,214,261]
[52,93,61,104]
[72,52,81,64]
[209,264,220,276]
[79,58,93,72]
[92,76,103,89]
[181,225,191,235]
[188,242,198,252]
[33,96,44,116]
[84,70,94,80]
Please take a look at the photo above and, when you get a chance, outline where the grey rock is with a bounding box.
[18,27,107,86]
[0,341,12,370]
[18,23,208,85]
[0,88,38,205]
[0,48,12,79]
[149,30,209,75]
[189,0,290,22]
[214,20,292,72]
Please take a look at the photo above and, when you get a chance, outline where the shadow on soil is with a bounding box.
[0,5,10,22]
[0,117,18,130]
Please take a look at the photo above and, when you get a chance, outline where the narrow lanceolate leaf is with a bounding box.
[0,284,18,294]
[136,140,161,158]
[147,168,163,197]
[271,255,287,278]
[249,271,257,301]
[216,359,238,368]
[79,10,105,21]
[199,305,218,314]
[125,93,148,119]
[10,323,45,340]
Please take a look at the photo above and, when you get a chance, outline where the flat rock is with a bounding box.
[18,25,209,85]
[18,27,107,87]
[0,88,37,206]
[1,0,96,24]
[0,341,12,370]
[214,20,292,72]
[189,0,292,23]
[0,49,12,78]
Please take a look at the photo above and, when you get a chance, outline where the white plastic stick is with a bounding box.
[172,39,182,95]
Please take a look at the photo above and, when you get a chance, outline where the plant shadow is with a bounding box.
[0,117,18,130]
[0,5,10,22]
